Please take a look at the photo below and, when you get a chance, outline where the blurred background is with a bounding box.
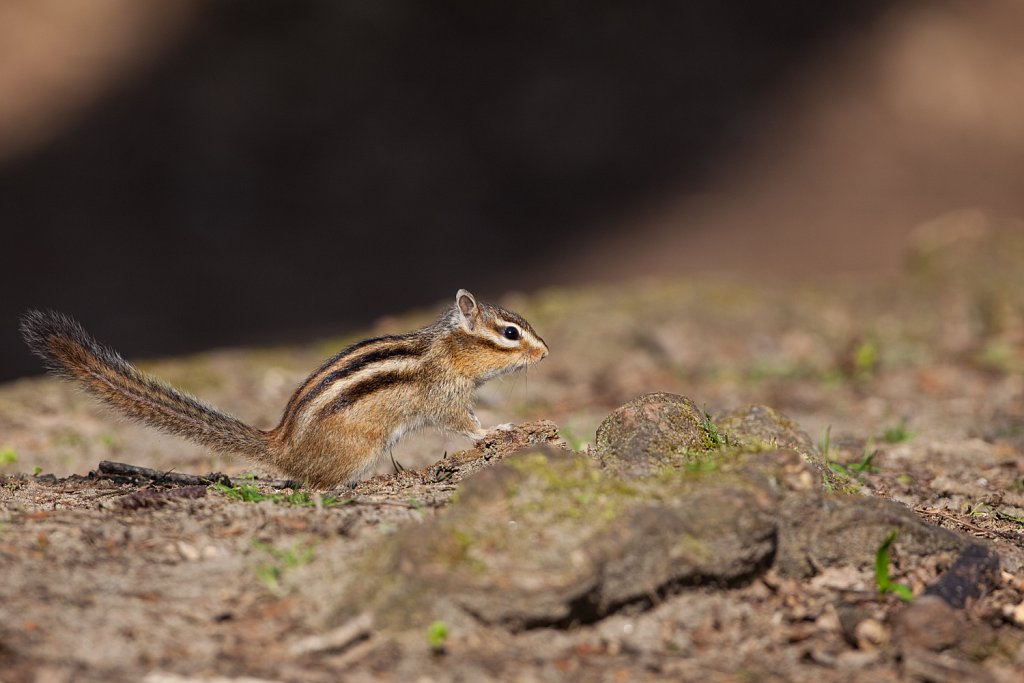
[3,0,1023,381]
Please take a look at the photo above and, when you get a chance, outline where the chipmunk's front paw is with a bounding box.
[467,423,515,442]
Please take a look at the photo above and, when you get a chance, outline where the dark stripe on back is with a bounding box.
[279,336,383,416]
[278,336,425,438]
[316,370,414,419]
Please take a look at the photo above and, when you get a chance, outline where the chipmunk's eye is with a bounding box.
[503,326,520,341]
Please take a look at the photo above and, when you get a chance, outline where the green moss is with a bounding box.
[337,444,796,631]
[853,339,879,379]
[210,482,349,507]
[423,451,673,582]
[977,339,1015,372]
[671,533,712,563]
[882,419,912,443]
[426,527,490,573]
[426,620,449,653]
[251,539,316,595]
[821,465,862,495]
[0,448,17,466]
[504,452,639,523]
[699,410,728,450]
[681,453,721,474]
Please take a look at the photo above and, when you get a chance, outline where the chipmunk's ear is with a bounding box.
[456,289,479,331]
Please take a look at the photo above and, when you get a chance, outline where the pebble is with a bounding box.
[854,618,889,651]
[1001,601,1024,627]
[894,596,964,651]
[837,649,881,668]
[176,541,200,562]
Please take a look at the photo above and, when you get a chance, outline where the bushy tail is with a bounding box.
[20,310,270,459]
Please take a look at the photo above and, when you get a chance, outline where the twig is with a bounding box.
[914,506,989,534]
[913,505,1024,542]
[290,613,375,656]
[94,460,302,490]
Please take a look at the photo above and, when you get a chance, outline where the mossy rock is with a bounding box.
[716,404,817,462]
[714,403,850,490]
[328,407,977,636]
[593,392,708,476]
[336,448,781,631]
[782,495,966,578]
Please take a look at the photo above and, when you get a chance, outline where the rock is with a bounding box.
[835,650,881,668]
[836,603,874,647]
[901,646,996,683]
[175,541,200,562]
[854,618,890,651]
[924,544,1002,608]
[593,393,709,476]
[775,495,966,578]
[473,420,569,461]
[717,404,822,468]
[1000,601,1024,627]
[894,596,964,652]
[590,481,775,612]
[327,402,985,645]
[336,448,779,632]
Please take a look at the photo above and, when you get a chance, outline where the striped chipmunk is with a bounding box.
[20,290,549,488]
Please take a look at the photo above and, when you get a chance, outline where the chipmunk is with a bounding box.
[20,289,548,488]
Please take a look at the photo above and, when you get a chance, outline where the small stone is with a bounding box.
[176,541,200,562]
[815,605,841,634]
[593,393,706,476]
[806,645,838,667]
[836,649,881,668]
[1000,570,1024,591]
[1001,601,1024,627]
[854,618,889,651]
[810,566,869,593]
[836,604,872,646]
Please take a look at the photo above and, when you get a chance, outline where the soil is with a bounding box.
[2,226,1024,682]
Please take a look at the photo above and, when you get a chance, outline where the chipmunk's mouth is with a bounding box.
[522,351,545,367]
[527,345,548,363]
[501,356,532,378]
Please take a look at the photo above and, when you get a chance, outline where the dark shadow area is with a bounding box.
[2,0,904,380]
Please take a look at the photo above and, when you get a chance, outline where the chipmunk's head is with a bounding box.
[449,288,548,381]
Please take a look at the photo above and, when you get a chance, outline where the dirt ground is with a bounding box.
[2,224,1024,682]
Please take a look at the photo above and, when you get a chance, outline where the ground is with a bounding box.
[2,225,1024,682]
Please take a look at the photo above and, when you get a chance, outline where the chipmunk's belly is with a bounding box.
[386,415,430,450]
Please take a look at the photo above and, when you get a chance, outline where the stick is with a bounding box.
[290,613,374,656]
[94,460,302,490]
